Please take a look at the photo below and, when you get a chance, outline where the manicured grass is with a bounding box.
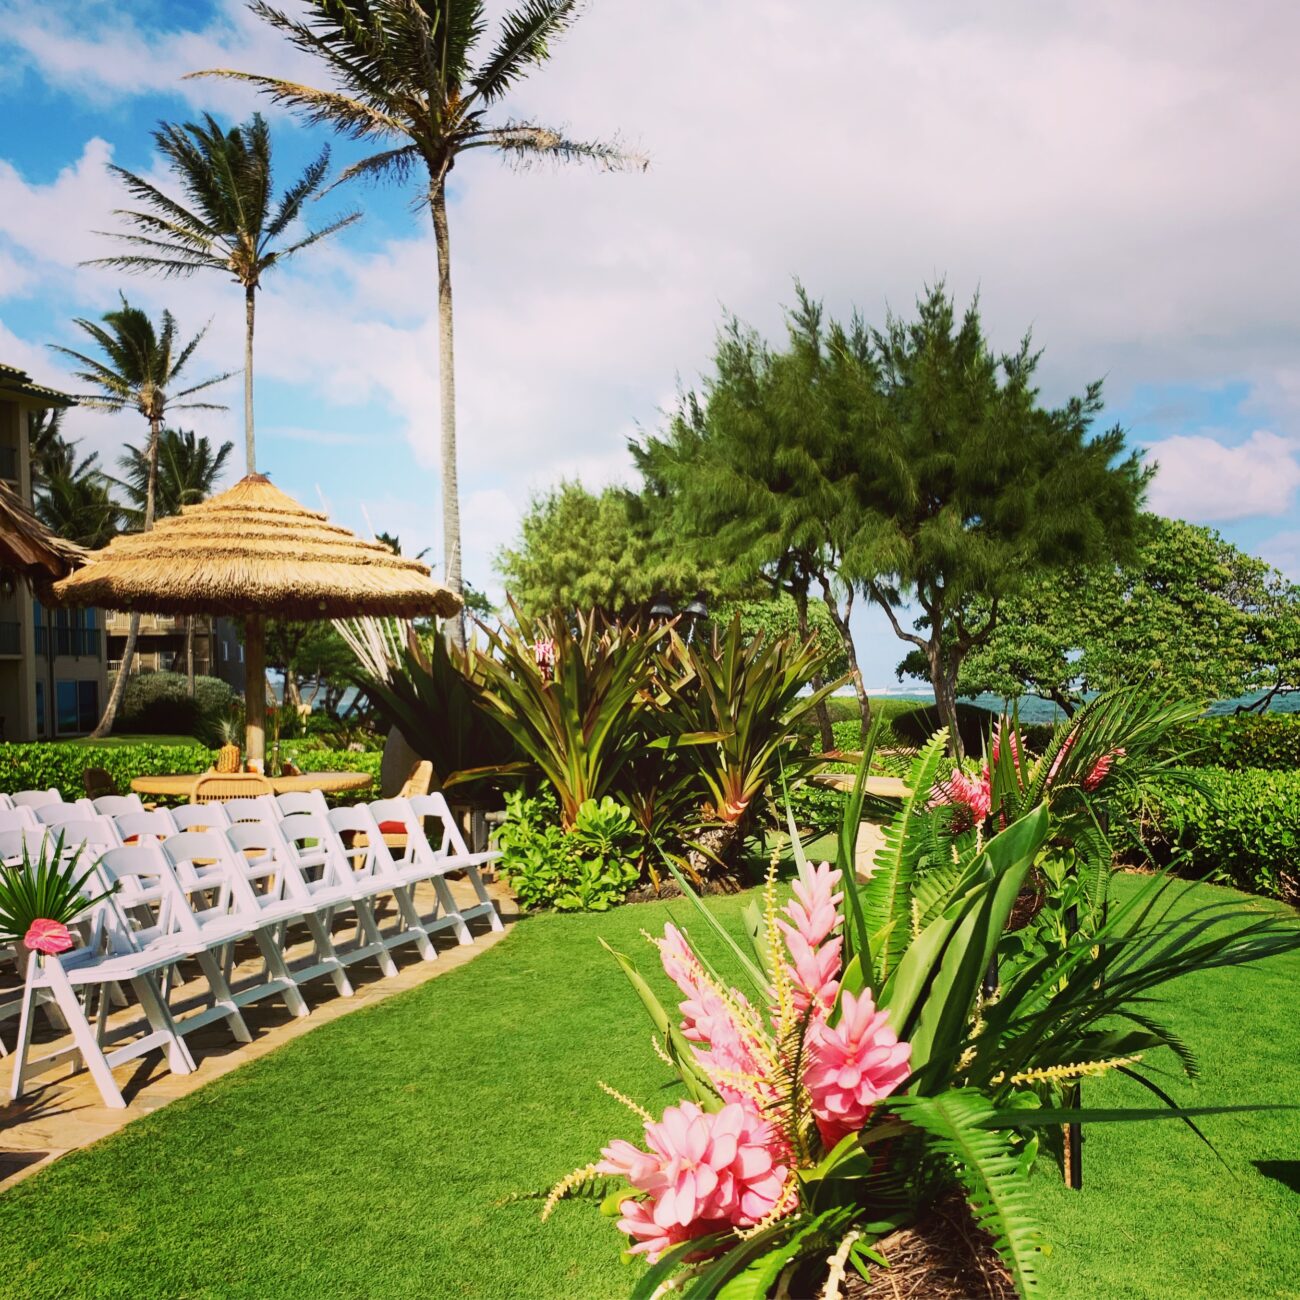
[0,878,1295,1299]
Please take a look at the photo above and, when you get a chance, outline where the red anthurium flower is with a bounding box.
[23,918,73,955]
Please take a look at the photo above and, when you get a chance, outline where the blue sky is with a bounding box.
[0,0,1297,692]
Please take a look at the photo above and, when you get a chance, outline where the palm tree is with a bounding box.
[193,0,644,647]
[85,112,359,474]
[50,298,233,736]
[114,428,235,696]
[33,461,122,551]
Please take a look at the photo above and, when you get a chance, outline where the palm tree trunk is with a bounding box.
[91,414,162,738]
[186,616,196,697]
[244,285,256,475]
[430,180,465,652]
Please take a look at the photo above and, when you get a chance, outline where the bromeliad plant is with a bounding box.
[0,834,116,958]
[541,704,1300,1297]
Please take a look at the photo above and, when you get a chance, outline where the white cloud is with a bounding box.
[1259,530,1300,582]
[1145,430,1300,523]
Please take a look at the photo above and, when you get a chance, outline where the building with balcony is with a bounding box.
[0,363,106,741]
[104,610,246,691]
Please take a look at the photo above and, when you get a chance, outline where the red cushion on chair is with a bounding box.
[378,820,407,835]
[123,834,139,844]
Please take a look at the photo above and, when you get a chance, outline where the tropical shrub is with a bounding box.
[1138,766,1300,901]
[1181,712,1300,771]
[541,702,1300,1296]
[115,671,235,736]
[496,789,640,912]
[0,834,116,957]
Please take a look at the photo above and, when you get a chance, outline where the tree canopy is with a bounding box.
[957,515,1300,712]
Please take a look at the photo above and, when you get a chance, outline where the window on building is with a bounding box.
[55,680,77,733]
[78,680,99,732]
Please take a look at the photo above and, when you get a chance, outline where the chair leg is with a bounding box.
[433,876,473,945]
[466,867,504,932]
[252,928,309,1018]
[351,898,400,977]
[193,949,253,1043]
[44,961,127,1109]
[130,973,196,1077]
[302,912,353,997]
[8,953,39,1104]
[391,886,438,961]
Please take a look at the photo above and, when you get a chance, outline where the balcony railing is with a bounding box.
[0,621,19,655]
[35,626,102,659]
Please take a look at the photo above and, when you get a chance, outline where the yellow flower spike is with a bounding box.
[541,1162,601,1221]
[764,855,795,1036]
[598,1080,655,1125]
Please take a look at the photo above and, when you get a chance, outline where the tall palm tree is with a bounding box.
[50,298,233,736]
[86,113,359,474]
[193,0,644,647]
[114,428,235,696]
[33,460,122,551]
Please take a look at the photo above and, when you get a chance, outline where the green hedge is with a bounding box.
[115,671,235,737]
[0,742,382,800]
[1180,713,1300,771]
[1140,766,1300,902]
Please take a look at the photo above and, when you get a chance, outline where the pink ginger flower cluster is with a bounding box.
[659,924,767,1105]
[533,637,557,683]
[777,862,844,1018]
[804,989,913,1148]
[1083,747,1125,791]
[597,1100,790,1262]
[1047,729,1078,783]
[931,766,992,831]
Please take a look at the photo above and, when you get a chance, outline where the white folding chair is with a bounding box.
[0,806,38,834]
[327,806,437,964]
[113,809,180,845]
[277,813,400,977]
[0,793,14,811]
[162,832,308,1019]
[222,796,281,826]
[92,794,146,818]
[0,826,51,865]
[224,822,353,998]
[407,793,504,935]
[36,800,99,827]
[9,878,195,1110]
[95,843,252,1053]
[171,803,231,833]
[11,789,62,811]
[275,790,329,819]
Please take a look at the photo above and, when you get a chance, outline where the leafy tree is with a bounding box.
[851,286,1148,755]
[197,0,645,648]
[87,112,357,474]
[712,596,847,679]
[114,428,235,697]
[50,298,232,736]
[264,619,355,720]
[958,515,1300,713]
[495,480,714,620]
[632,296,873,749]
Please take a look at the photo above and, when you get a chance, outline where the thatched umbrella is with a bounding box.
[52,473,460,767]
[0,480,85,586]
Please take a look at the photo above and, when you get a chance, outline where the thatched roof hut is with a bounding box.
[53,474,460,766]
[0,479,84,586]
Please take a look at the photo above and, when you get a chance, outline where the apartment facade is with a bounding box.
[104,611,246,691]
[0,364,106,741]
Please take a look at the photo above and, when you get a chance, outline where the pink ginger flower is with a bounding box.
[775,862,844,1018]
[931,766,992,831]
[658,924,768,1104]
[781,929,843,1019]
[533,637,557,683]
[1047,730,1078,783]
[1082,747,1125,791]
[778,862,843,949]
[597,1099,790,1262]
[23,918,73,955]
[805,989,912,1148]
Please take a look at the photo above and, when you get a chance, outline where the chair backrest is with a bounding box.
[36,799,98,827]
[11,788,62,810]
[275,789,329,819]
[397,761,434,800]
[277,812,349,892]
[42,817,120,857]
[0,827,48,865]
[192,771,274,804]
[96,842,187,954]
[171,802,231,832]
[0,792,14,811]
[162,831,240,922]
[366,797,425,865]
[113,809,179,845]
[92,794,145,818]
[326,805,398,883]
[221,795,280,825]
[82,766,118,800]
[0,806,38,834]
[407,792,472,857]
[222,823,300,911]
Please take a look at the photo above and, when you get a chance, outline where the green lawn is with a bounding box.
[0,877,1295,1300]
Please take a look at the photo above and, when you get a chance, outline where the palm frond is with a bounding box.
[469,0,580,105]
[470,121,647,170]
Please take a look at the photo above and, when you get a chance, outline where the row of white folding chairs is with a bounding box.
[0,788,65,812]
[2,796,502,1108]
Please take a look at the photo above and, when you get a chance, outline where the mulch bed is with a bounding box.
[840,1198,1016,1300]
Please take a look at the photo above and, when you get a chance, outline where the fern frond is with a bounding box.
[889,1090,1045,1298]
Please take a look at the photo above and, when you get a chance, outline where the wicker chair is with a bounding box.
[379,761,433,849]
[82,766,117,800]
[192,771,274,804]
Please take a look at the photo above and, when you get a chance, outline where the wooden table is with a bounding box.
[130,771,374,800]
